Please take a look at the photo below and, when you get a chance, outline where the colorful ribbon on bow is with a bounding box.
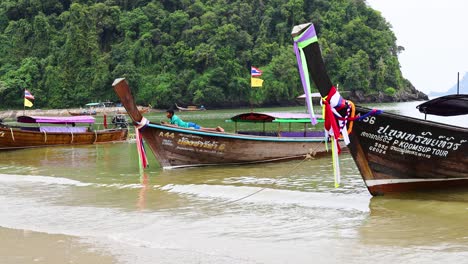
[134,117,149,171]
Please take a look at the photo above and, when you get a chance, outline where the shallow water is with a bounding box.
[0,103,467,264]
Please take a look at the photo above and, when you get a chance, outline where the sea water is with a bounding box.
[0,102,467,264]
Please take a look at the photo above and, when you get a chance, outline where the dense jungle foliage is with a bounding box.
[0,0,412,109]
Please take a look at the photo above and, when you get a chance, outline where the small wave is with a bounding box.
[95,183,145,189]
[0,174,91,187]
[161,184,370,212]
[0,174,148,190]
[222,176,281,185]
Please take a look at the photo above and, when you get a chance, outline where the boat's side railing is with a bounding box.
[225,118,325,135]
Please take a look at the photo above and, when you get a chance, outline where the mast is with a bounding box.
[23,88,26,116]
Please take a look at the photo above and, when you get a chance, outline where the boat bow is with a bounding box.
[112,78,144,125]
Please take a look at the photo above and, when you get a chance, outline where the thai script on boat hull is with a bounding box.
[359,117,466,159]
[177,137,226,151]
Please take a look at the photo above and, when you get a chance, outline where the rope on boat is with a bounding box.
[221,143,324,205]
[70,130,74,143]
[127,133,136,140]
[94,130,98,143]
[43,131,47,142]
[9,128,14,142]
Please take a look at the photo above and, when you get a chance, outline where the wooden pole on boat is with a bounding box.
[457,72,460,95]
[103,114,108,129]
[112,78,149,171]
[23,88,25,116]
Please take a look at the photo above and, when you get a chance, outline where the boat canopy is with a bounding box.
[230,112,323,123]
[85,102,105,107]
[296,93,321,99]
[416,94,468,116]
[17,115,95,124]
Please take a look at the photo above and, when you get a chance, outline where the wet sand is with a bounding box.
[0,227,116,264]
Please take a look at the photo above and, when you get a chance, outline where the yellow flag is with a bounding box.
[251,77,264,87]
[24,98,33,107]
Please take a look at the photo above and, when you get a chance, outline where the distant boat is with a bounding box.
[296,92,322,105]
[68,110,97,116]
[68,102,105,115]
[116,106,150,115]
[85,102,107,108]
[175,103,206,111]
[292,22,468,196]
[0,115,128,150]
[112,78,345,169]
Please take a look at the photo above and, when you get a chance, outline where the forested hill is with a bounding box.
[0,0,425,109]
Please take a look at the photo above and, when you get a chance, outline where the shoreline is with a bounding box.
[0,107,157,120]
[0,227,116,264]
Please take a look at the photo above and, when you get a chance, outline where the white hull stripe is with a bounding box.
[365,178,468,187]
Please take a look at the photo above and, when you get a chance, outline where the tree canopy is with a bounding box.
[0,0,414,109]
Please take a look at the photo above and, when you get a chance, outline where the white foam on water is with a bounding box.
[0,173,148,190]
[95,183,145,189]
[0,173,91,187]
[222,176,285,185]
[0,181,466,264]
[161,184,370,212]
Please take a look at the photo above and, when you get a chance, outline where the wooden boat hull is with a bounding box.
[112,78,343,169]
[0,127,128,150]
[138,123,342,168]
[347,106,468,195]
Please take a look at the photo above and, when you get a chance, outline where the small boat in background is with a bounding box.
[0,115,128,150]
[68,109,97,116]
[116,106,150,115]
[68,102,103,115]
[175,103,206,111]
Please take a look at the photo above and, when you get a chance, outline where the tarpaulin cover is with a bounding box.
[416,94,468,116]
[17,115,95,124]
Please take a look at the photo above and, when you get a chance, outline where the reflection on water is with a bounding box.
[0,102,467,263]
[137,173,149,211]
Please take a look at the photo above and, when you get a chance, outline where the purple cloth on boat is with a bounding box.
[17,116,95,124]
[21,127,40,131]
[39,127,88,133]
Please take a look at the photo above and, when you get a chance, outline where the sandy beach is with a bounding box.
[0,227,116,264]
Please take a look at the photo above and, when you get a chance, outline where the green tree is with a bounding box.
[0,0,418,110]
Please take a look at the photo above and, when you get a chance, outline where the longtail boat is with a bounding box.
[0,115,128,150]
[292,22,468,195]
[112,78,345,169]
[68,110,97,116]
[175,103,206,111]
[117,106,150,115]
